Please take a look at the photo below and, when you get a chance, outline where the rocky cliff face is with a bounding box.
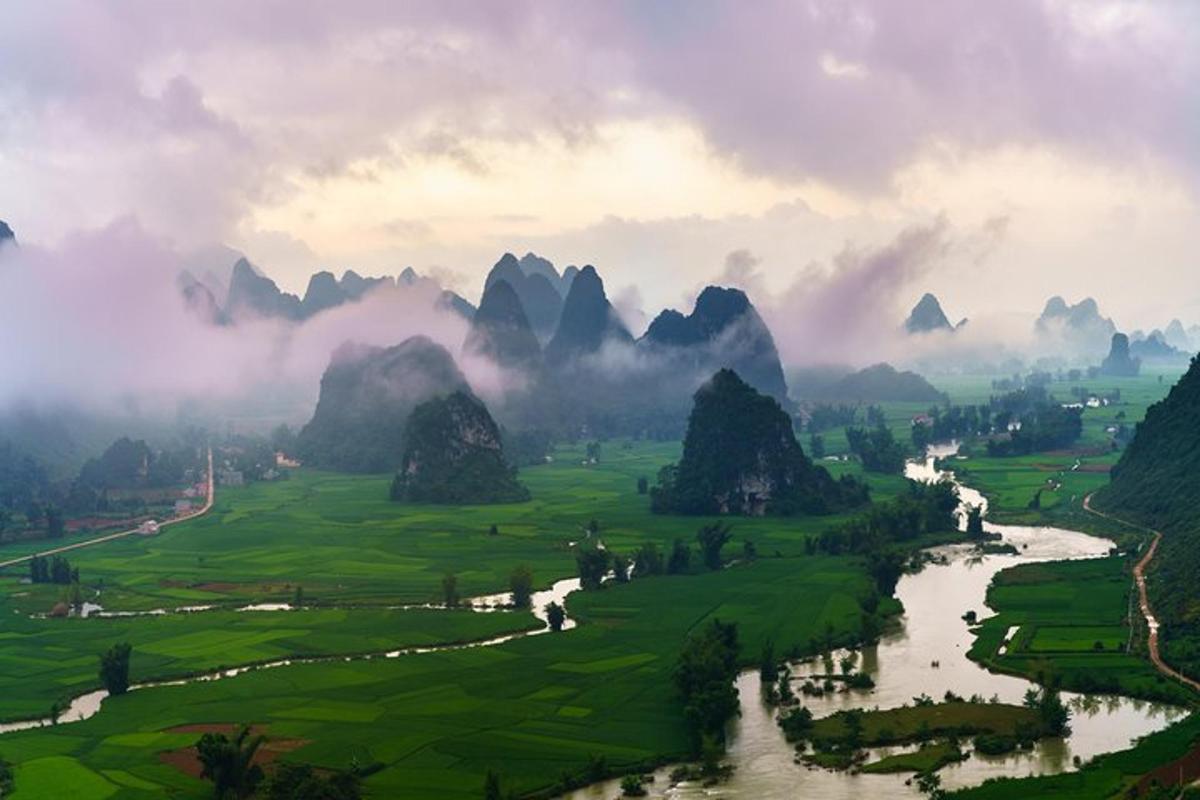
[650,369,867,516]
[640,286,788,401]
[463,280,541,368]
[904,293,954,334]
[1099,332,1140,377]
[296,336,470,473]
[390,390,529,504]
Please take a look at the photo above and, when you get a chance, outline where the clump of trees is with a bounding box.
[99,642,132,696]
[196,725,265,799]
[675,619,740,750]
[441,573,459,608]
[696,522,733,570]
[809,479,960,558]
[545,602,566,632]
[845,425,907,474]
[29,554,76,585]
[576,546,611,590]
[262,762,361,799]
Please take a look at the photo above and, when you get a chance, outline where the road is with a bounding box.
[1084,492,1200,693]
[0,447,214,571]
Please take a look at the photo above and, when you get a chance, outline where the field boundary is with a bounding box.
[0,448,214,571]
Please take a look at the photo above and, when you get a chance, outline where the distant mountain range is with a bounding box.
[179,257,476,326]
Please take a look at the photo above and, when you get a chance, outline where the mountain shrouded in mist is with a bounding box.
[904,293,954,334]
[640,285,788,400]
[0,220,14,246]
[1130,330,1189,364]
[1098,332,1140,377]
[225,258,303,322]
[1035,295,1116,356]
[300,271,348,318]
[803,362,945,403]
[296,336,470,473]
[463,280,541,369]
[651,369,867,516]
[544,265,632,365]
[390,390,529,504]
[483,253,564,340]
[519,252,575,297]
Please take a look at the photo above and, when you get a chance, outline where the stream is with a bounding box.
[562,443,1185,799]
[1,446,1183,797]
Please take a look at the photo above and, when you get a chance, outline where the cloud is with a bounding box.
[0,219,474,422]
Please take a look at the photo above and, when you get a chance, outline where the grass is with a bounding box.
[861,741,966,774]
[952,712,1200,799]
[809,702,1042,748]
[0,439,908,799]
[968,556,1196,706]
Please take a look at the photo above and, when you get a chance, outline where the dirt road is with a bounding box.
[1084,493,1200,693]
[0,447,215,571]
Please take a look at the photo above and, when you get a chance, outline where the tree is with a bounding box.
[743,539,757,561]
[576,546,611,590]
[442,573,460,608]
[196,725,265,799]
[99,643,132,696]
[261,762,360,800]
[293,585,304,606]
[509,565,533,609]
[675,619,740,749]
[965,505,985,537]
[545,601,566,632]
[633,542,664,576]
[759,638,778,683]
[697,522,733,570]
[483,770,502,800]
[488,523,499,536]
[636,476,648,495]
[667,538,691,574]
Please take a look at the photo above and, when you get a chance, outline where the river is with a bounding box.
[562,443,1184,799]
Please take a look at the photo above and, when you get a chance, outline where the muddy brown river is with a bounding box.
[562,444,1184,799]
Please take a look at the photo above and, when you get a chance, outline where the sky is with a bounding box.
[1,0,1198,332]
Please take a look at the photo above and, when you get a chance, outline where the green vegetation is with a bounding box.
[860,741,966,774]
[952,713,1200,799]
[967,557,1194,705]
[651,369,868,515]
[1094,356,1200,681]
[99,643,133,697]
[804,701,1047,750]
[389,391,529,505]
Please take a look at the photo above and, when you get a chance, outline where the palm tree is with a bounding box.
[196,725,265,799]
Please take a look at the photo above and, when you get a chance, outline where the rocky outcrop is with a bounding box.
[650,369,867,516]
[640,286,788,400]
[390,390,529,504]
[1131,331,1190,364]
[1099,333,1140,377]
[905,293,955,334]
[296,336,470,473]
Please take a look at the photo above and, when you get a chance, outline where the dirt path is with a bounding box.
[1084,493,1200,694]
[0,448,215,571]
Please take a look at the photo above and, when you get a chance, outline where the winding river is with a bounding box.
[1,446,1184,799]
[562,444,1185,799]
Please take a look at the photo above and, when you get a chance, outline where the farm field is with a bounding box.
[0,439,909,799]
[0,553,885,799]
[968,557,1194,705]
